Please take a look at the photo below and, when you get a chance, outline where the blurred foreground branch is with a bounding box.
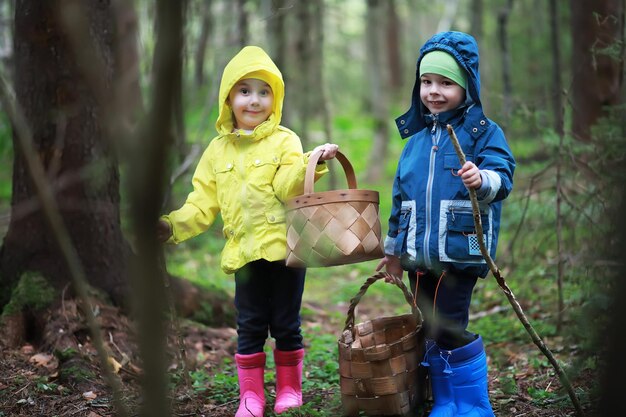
[126,0,184,416]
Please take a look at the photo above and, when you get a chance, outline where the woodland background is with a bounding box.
[0,0,625,416]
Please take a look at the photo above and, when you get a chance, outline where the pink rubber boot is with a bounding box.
[235,352,266,417]
[273,348,304,414]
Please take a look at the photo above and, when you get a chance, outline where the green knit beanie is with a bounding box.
[419,50,467,89]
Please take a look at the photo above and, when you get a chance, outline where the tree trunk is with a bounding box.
[570,0,625,141]
[0,0,14,73]
[470,0,484,43]
[267,0,290,126]
[366,0,390,183]
[294,1,314,148]
[549,0,565,333]
[497,0,514,128]
[386,0,403,94]
[1,1,128,309]
[235,0,249,48]
[548,0,564,137]
[194,0,212,87]
[436,0,460,32]
[113,0,143,130]
[312,0,337,190]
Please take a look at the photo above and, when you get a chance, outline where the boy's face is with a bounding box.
[419,73,466,114]
[228,78,274,131]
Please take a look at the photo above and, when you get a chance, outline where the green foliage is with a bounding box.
[303,330,340,388]
[497,372,518,396]
[527,385,558,402]
[0,112,12,158]
[190,367,224,395]
[55,348,79,362]
[1,272,57,316]
[0,114,11,216]
[33,376,62,394]
[59,365,96,382]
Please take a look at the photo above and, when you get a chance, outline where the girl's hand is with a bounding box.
[313,143,339,161]
[375,255,404,282]
[156,219,172,242]
[457,161,482,189]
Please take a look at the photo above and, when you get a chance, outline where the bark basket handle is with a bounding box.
[304,149,357,194]
[343,272,423,333]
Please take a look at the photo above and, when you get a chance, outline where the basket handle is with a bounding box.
[343,272,424,332]
[304,149,357,195]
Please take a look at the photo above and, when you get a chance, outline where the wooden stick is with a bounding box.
[446,124,584,417]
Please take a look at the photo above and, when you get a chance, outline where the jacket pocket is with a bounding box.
[396,201,420,270]
[214,162,235,175]
[444,153,464,171]
[248,156,279,184]
[443,153,474,187]
[266,210,285,224]
[443,205,489,261]
[214,162,235,205]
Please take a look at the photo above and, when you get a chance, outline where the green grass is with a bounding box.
[197,325,344,416]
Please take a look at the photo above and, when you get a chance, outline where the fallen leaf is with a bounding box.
[29,353,58,370]
[16,397,35,405]
[82,391,97,401]
[107,356,122,374]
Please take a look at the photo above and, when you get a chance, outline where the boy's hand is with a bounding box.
[157,219,172,242]
[313,143,339,161]
[375,255,404,282]
[457,161,482,189]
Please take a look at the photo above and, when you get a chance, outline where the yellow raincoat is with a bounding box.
[162,46,327,274]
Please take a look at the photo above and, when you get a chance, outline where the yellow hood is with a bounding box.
[215,46,284,137]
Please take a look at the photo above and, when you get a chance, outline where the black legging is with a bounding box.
[234,259,306,354]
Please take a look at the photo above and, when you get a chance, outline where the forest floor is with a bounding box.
[0,294,599,417]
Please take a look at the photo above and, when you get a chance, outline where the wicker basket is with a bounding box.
[338,273,425,416]
[285,150,384,268]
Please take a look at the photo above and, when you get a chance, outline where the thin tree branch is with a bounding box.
[447,124,585,417]
[506,166,551,264]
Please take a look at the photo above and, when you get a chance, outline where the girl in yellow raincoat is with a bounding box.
[158,46,338,416]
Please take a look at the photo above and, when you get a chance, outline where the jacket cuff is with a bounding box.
[476,170,501,203]
[384,235,397,256]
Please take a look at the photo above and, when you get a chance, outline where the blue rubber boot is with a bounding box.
[445,335,495,417]
[421,340,457,417]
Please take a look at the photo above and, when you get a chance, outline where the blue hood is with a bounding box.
[396,31,483,139]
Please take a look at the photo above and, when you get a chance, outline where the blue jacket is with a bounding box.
[385,31,516,278]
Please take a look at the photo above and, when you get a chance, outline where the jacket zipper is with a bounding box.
[423,117,441,268]
[236,134,249,240]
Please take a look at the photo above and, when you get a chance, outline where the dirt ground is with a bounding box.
[0,297,598,417]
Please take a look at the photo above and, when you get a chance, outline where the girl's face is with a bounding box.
[419,73,466,114]
[228,78,274,131]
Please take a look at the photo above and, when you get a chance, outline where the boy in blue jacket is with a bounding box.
[377,31,515,416]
